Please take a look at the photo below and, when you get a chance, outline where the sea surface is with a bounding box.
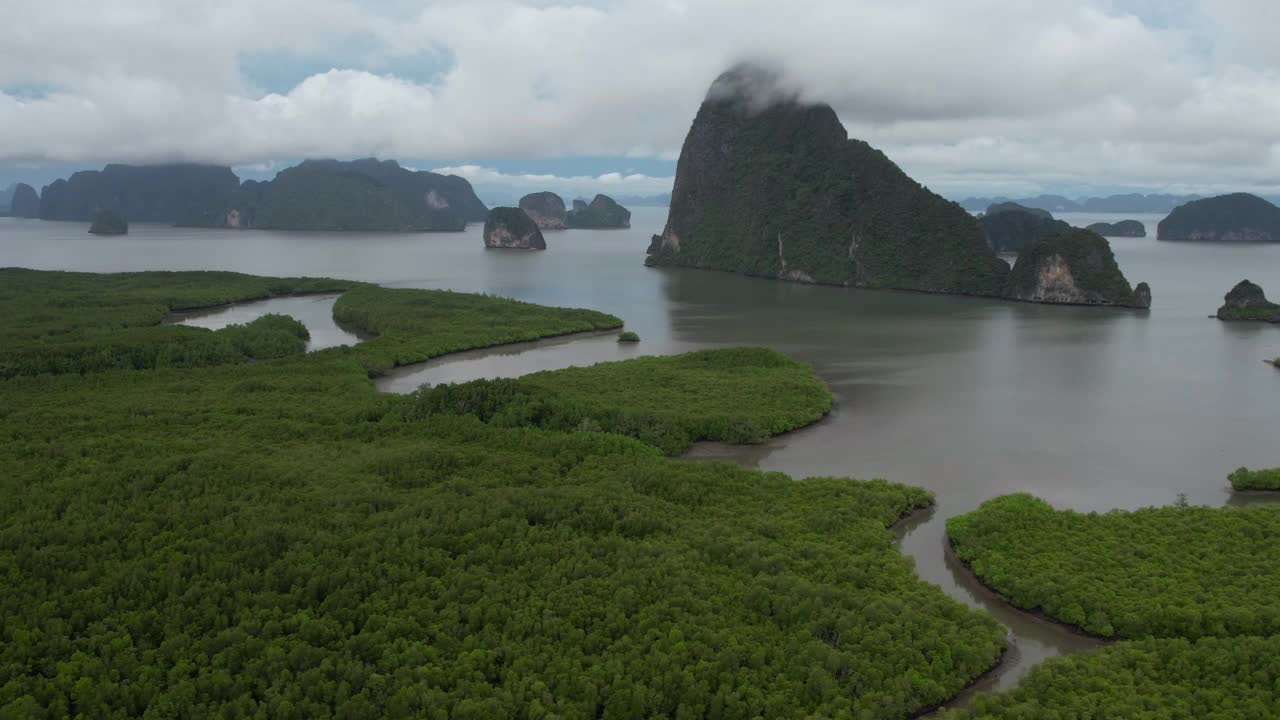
[4,208,1279,700]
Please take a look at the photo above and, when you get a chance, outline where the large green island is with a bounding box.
[0,268,1006,718]
[646,64,1148,309]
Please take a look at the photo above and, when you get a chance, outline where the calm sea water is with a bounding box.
[3,208,1278,697]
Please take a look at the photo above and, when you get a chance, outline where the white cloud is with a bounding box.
[1,0,1279,196]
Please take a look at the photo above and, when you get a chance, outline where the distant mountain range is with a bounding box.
[0,183,14,212]
[958,193,1211,214]
[30,159,490,232]
[486,192,670,208]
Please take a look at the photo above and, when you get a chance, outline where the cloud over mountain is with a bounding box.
[2,0,1278,197]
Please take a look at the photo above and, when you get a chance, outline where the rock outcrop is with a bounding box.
[88,209,128,236]
[566,194,631,229]
[1004,229,1149,308]
[1158,193,1280,243]
[648,64,1009,296]
[41,164,241,223]
[519,192,567,229]
[1086,220,1146,238]
[181,159,485,232]
[484,207,547,250]
[979,203,1074,253]
[9,183,40,218]
[1134,282,1152,309]
[1216,280,1280,322]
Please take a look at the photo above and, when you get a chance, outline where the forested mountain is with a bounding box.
[39,163,241,222]
[978,203,1074,253]
[34,159,488,231]
[1157,193,1280,243]
[8,182,40,218]
[182,159,487,232]
[648,64,1010,296]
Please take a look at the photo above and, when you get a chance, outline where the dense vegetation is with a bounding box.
[1229,466,1280,491]
[978,204,1073,253]
[1216,280,1280,322]
[618,330,640,343]
[948,494,1280,639]
[0,269,1008,718]
[943,636,1280,719]
[1158,192,1280,243]
[1003,229,1148,307]
[332,285,619,375]
[0,269,355,378]
[403,348,831,454]
[648,64,1010,296]
[39,163,241,222]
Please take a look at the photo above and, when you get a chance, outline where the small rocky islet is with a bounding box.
[88,208,128,235]
[518,191,568,229]
[1216,280,1280,322]
[1086,219,1147,237]
[1005,229,1151,308]
[566,194,631,229]
[483,206,547,250]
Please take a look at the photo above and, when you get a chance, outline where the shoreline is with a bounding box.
[891,505,1013,719]
[164,288,358,318]
[945,538,1119,644]
[370,326,626,385]
[644,260,1151,311]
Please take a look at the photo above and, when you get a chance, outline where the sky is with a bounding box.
[2,0,1278,203]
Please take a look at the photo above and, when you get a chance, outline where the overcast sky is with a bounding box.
[2,0,1278,201]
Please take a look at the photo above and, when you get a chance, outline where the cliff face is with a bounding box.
[9,183,40,218]
[566,194,631,229]
[1086,220,1146,238]
[1217,280,1280,322]
[40,164,241,223]
[980,204,1075,253]
[519,192,567,229]
[1158,194,1280,243]
[88,209,128,235]
[648,64,1009,296]
[1004,229,1149,308]
[182,159,484,232]
[484,207,547,250]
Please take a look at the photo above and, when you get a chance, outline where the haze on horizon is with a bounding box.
[2,0,1278,202]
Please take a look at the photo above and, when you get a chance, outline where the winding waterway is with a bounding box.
[3,208,1278,702]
